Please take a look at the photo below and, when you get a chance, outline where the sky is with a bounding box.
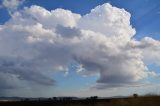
[0,0,160,97]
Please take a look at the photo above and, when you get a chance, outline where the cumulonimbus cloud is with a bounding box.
[0,3,160,95]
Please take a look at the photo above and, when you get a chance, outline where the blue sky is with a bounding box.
[0,0,160,97]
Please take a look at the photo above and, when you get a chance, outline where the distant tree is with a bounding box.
[89,96,98,106]
[133,93,138,98]
[52,97,57,100]
[85,97,90,100]
[62,97,72,101]
[48,98,52,101]
[24,98,30,101]
[90,96,98,100]
[93,96,98,99]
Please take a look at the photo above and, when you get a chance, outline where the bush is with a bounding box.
[133,94,138,98]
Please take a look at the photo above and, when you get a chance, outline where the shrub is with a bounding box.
[133,93,138,98]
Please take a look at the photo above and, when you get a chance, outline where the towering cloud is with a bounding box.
[0,3,159,96]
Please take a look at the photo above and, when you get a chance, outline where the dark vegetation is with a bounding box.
[0,95,160,106]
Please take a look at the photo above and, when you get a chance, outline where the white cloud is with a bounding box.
[23,5,81,28]
[138,37,160,66]
[78,3,136,42]
[0,3,160,96]
[2,0,25,12]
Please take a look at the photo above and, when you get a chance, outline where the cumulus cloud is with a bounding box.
[1,0,25,12]
[137,37,160,66]
[0,3,160,96]
[78,3,135,40]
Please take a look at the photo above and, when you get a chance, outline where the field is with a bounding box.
[0,96,160,106]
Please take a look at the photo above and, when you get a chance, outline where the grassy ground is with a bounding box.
[0,96,160,106]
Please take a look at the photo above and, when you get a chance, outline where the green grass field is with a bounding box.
[0,96,160,106]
